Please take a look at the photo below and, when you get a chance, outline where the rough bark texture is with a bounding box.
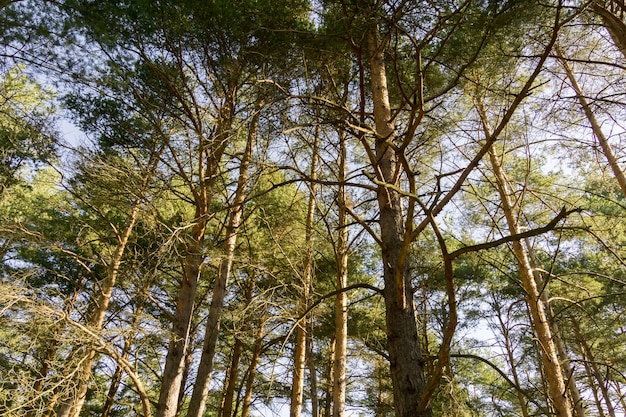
[367,26,429,417]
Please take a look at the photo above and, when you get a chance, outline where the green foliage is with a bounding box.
[0,65,56,192]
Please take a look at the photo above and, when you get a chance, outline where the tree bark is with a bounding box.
[332,130,349,417]
[557,49,626,199]
[220,338,244,417]
[591,0,626,59]
[290,129,319,417]
[481,127,572,416]
[307,323,320,417]
[58,148,162,417]
[367,25,429,417]
[185,102,258,417]
[241,320,265,417]
[572,319,617,417]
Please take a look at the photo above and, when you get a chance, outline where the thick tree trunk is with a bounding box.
[157,237,204,417]
[367,26,429,417]
[592,0,626,58]
[185,105,257,417]
[290,131,318,417]
[332,131,348,417]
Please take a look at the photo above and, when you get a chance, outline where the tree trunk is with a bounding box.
[324,338,335,417]
[58,148,162,417]
[332,131,348,417]
[493,300,531,417]
[367,25,429,417]
[102,301,146,417]
[557,49,626,198]
[526,245,586,417]
[185,103,258,417]
[222,264,259,417]
[591,0,626,58]
[572,319,617,417]
[220,338,244,417]
[290,129,318,417]
[307,323,319,417]
[241,320,265,417]
[483,136,572,416]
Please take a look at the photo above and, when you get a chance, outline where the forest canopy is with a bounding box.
[1,1,626,417]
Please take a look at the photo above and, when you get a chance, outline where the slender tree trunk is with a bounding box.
[241,320,264,417]
[222,266,259,417]
[493,300,531,417]
[572,319,617,417]
[102,301,145,417]
[185,102,257,417]
[307,323,319,417]
[58,148,162,417]
[332,131,348,417]
[220,339,244,417]
[158,90,234,416]
[476,96,572,416]
[290,129,318,417]
[557,49,626,198]
[527,249,586,417]
[324,338,335,417]
[367,24,429,417]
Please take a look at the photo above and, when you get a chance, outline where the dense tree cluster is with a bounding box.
[1,1,626,416]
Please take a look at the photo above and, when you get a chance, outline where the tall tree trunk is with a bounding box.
[290,129,319,417]
[367,25,429,417]
[220,339,244,417]
[102,301,146,417]
[241,320,265,417]
[185,106,257,417]
[222,265,259,417]
[493,300,531,417]
[481,136,572,415]
[324,338,335,417]
[332,131,348,417]
[557,49,626,198]
[307,323,319,417]
[572,319,617,417]
[591,0,626,58]
[58,148,162,417]
[526,244,586,417]
[157,84,235,416]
